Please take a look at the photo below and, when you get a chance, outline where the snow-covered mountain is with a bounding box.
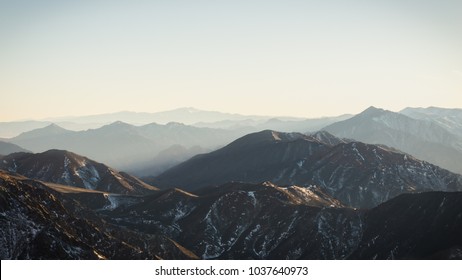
[323,106,462,174]
[0,150,158,195]
[0,170,196,259]
[2,106,462,260]
[401,107,462,137]
[104,181,462,259]
[1,168,461,259]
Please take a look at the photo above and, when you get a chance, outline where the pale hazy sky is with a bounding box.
[1,0,461,121]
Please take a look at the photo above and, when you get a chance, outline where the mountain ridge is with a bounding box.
[323,106,462,174]
[152,129,462,208]
[0,149,158,195]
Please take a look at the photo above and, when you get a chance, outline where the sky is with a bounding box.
[1,0,461,121]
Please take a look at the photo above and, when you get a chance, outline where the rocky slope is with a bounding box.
[324,106,462,174]
[0,150,157,195]
[0,171,196,260]
[350,191,462,259]
[400,107,462,137]
[104,181,361,259]
[152,130,462,208]
[2,169,461,260]
[103,181,462,259]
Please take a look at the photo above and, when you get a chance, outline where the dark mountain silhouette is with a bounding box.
[350,191,462,259]
[152,130,462,208]
[0,150,157,195]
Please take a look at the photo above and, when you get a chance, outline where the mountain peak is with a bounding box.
[360,106,386,116]
[46,123,63,129]
[108,120,131,127]
[100,121,136,131]
[40,123,68,132]
[166,122,186,127]
[226,130,307,149]
[40,149,80,159]
[310,131,346,146]
[13,123,70,140]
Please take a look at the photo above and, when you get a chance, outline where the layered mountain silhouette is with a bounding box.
[0,107,355,140]
[0,141,29,155]
[0,120,52,138]
[323,106,462,174]
[193,115,352,133]
[7,122,242,172]
[153,130,462,208]
[0,150,157,195]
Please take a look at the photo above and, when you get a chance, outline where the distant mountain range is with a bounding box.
[400,107,462,137]
[6,122,242,172]
[193,114,352,133]
[0,107,259,138]
[0,141,29,155]
[2,107,345,138]
[323,106,462,174]
[2,115,354,175]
